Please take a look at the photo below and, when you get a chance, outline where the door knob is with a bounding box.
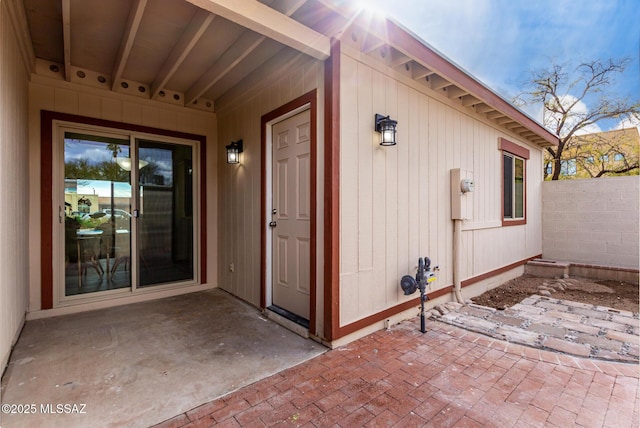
[269,221,277,228]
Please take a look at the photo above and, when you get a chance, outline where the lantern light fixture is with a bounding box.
[115,157,149,171]
[375,114,397,146]
[226,139,243,164]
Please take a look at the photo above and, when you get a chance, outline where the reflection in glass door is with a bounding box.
[63,132,132,295]
[61,130,196,298]
[138,140,194,287]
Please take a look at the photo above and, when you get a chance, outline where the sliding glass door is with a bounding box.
[137,140,194,287]
[63,132,133,295]
[61,129,196,299]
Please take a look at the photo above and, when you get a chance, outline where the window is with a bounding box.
[614,153,624,161]
[600,155,609,162]
[560,159,577,176]
[504,153,524,218]
[499,138,529,226]
[586,156,594,164]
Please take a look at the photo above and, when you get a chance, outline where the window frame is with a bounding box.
[560,159,577,176]
[499,138,529,227]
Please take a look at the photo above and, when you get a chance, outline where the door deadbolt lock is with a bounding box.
[269,221,277,228]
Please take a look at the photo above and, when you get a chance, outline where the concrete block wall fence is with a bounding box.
[542,176,639,270]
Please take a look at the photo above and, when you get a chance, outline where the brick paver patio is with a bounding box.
[155,319,639,427]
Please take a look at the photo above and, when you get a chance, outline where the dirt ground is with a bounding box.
[471,275,639,313]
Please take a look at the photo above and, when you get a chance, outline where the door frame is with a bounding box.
[40,111,207,310]
[261,90,317,334]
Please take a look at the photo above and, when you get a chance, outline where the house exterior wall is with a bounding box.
[1,0,31,372]
[338,47,543,327]
[542,176,640,269]
[215,52,325,332]
[27,75,218,314]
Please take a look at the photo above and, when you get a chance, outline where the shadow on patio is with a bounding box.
[0,290,325,428]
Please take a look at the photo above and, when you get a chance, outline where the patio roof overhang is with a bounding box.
[20,0,557,147]
[21,0,338,113]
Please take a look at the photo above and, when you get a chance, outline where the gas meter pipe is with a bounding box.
[452,219,465,304]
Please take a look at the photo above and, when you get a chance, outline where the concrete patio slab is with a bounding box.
[0,290,325,428]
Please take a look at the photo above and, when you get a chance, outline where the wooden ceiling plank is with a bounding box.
[111,0,148,91]
[186,31,266,104]
[186,0,307,104]
[62,0,71,81]
[185,0,329,60]
[151,9,216,99]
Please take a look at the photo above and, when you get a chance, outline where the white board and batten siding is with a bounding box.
[339,49,543,326]
[1,0,31,372]
[216,54,324,310]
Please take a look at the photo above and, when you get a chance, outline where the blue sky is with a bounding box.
[361,0,639,132]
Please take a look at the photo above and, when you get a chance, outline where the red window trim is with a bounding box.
[500,138,528,227]
[499,137,530,159]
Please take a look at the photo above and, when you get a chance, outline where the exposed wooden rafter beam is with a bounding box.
[411,63,433,80]
[185,0,329,60]
[111,0,148,91]
[388,50,411,68]
[185,0,307,105]
[316,1,558,146]
[428,74,451,90]
[475,104,494,114]
[486,111,506,120]
[446,86,468,99]
[504,122,521,130]
[461,95,480,107]
[151,9,215,99]
[61,0,71,81]
[362,37,385,54]
[380,19,558,146]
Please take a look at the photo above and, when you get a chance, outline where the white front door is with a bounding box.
[271,109,311,320]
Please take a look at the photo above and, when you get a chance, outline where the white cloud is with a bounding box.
[612,113,640,134]
[545,94,602,137]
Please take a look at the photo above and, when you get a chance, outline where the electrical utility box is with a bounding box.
[451,168,474,220]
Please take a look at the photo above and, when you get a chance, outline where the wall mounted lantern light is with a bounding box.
[226,139,243,164]
[375,114,397,146]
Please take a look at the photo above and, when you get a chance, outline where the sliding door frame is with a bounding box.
[41,111,207,310]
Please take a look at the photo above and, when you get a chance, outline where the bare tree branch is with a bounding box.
[516,58,640,180]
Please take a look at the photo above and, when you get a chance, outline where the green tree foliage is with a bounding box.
[65,158,129,182]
